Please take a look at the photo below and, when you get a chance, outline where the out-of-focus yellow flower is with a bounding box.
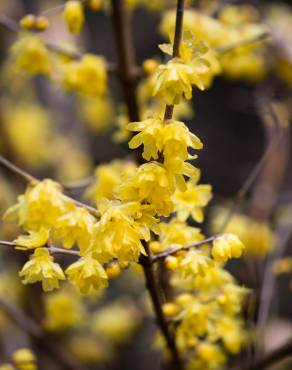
[53,207,96,253]
[0,364,14,370]
[218,4,259,25]
[68,335,112,364]
[213,317,245,354]
[63,0,84,34]
[12,348,37,370]
[62,54,107,97]
[4,180,74,231]
[44,289,85,331]
[14,228,49,250]
[66,254,108,294]
[85,160,137,203]
[3,104,54,169]
[272,257,292,275]
[10,33,51,76]
[92,301,141,343]
[188,342,226,370]
[19,248,65,291]
[173,171,212,222]
[212,233,245,263]
[78,95,114,133]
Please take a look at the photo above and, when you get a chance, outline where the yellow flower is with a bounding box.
[3,103,54,169]
[44,289,85,331]
[11,33,51,76]
[214,317,245,354]
[153,59,205,105]
[12,348,37,370]
[19,248,65,292]
[92,301,141,343]
[14,228,49,250]
[127,117,164,161]
[212,233,245,263]
[53,207,96,253]
[66,254,108,294]
[116,162,175,217]
[62,54,107,97]
[85,160,137,203]
[189,342,226,370]
[173,172,212,222]
[4,179,73,231]
[63,0,84,34]
[179,250,213,278]
[94,200,158,262]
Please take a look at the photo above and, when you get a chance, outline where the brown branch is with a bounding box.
[140,243,183,370]
[152,236,216,262]
[110,0,140,121]
[163,0,184,122]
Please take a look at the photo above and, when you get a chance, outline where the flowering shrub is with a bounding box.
[0,1,291,370]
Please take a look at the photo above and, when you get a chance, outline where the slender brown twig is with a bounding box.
[152,236,217,262]
[110,0,140,121]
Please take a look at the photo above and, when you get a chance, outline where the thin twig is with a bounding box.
[111,0,140,121]
[152,236,217,262]
[163,0,184,122]
[0,240,79,256]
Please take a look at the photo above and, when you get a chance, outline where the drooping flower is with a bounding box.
[19,248,65,291]
[65,254,108,294]
[53,207,96,253]
[212,233,245,263]
[173,171,212,222]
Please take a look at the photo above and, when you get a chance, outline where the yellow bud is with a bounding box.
[217,293,227,304]
[119,261,130,270]
[149,241,163,254]
[106,262,121,279]
[165,256,178,271]
[35,16,49,31]
[162,302,179,317]
[143,59,158,74]
[63,0,85,34]
[19,15,36,30]
[12,348,36,367]
[175,293,193,305]
[86,0,103,11]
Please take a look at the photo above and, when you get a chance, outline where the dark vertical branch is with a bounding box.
[140,243,183,370]
[164,0,184,121]
[110,1,183,369]
[111,0,140,121]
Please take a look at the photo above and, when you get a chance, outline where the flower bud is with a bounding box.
[20,15,35,30]
[162,302,179,317]
[165,255,178,271]
[35,16,49,31]
[106,262,121,279]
